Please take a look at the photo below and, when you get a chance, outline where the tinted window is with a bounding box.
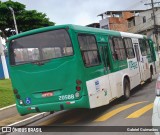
[139,39,147,56]
[78,34,101,67]
[10,29,73,65]
[145,40,151,54]
[113,37,126,60]
[123,38,135,59]
[109,38,117,60]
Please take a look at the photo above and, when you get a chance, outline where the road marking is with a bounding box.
[0,113,37,126]
[0,114,20,126]
[0,104,16,111]
[126,103,153,118]
[94,101,146,122]
[7,112,47,126]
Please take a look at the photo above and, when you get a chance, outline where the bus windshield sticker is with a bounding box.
[25,97,31,104]
[95,80,100,92]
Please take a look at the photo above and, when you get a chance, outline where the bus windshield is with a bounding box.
[9,29,73,65]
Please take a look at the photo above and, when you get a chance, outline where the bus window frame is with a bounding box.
[9,28,74,66]
[77,33,101,68]
[145,39,151,55]
[123,37,135,59]
[138,39,147,56]
[112,36,127,61]
[108,36,118,61]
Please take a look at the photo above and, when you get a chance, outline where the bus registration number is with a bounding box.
[59,94,74,100]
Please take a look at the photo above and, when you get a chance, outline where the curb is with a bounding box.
[7,112,51,127]
[0,104,16,111]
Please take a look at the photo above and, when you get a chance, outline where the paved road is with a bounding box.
[7,74,158,135]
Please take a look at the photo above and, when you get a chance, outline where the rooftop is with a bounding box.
[98,7,160,17]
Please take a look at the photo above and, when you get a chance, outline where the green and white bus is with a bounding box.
[7,24,158,115]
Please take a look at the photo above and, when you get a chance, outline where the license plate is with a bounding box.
[42,92,53,97]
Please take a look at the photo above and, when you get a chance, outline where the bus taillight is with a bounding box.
[76,86,81,91]
[16,94,20,99]
[76,80,82,85]
[13,89,18,94]
[76,79,82,91]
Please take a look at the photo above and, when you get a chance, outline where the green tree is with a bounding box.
[0,0,55,39]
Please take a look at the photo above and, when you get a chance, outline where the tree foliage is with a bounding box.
[0,0,55,39]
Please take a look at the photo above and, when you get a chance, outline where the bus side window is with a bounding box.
[145,40,151,54]
[113,37,126,61]
[139,39,147,56]
[78,34,101,67]
[123,38,135,59]
[109,38,118,60]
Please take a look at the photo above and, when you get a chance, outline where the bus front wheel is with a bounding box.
[123,79,130,100]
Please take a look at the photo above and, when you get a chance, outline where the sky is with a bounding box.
[1,0,154,26]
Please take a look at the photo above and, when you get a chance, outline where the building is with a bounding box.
[127,7,160,46]
[98,10,144,32]
[98,8,160,48]
[86,23,100,28]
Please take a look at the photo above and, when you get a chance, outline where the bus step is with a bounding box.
[140,81,145,85]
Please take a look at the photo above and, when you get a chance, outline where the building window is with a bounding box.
[143,16,146,23]
[113,37,126,60]
[123,38,135,59]
[128,19,135,28]
[78,34,101,67]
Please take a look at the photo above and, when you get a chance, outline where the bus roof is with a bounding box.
[8,24,146,41]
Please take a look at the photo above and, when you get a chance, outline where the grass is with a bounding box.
[0,79,15,108]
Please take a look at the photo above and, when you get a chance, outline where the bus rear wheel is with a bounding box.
[123,79,130,100]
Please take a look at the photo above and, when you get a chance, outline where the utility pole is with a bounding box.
[9,7,18,34]
[0,37,9,79]
[145,0,160,51]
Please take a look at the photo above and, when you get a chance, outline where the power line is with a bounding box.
[125,0,148,10]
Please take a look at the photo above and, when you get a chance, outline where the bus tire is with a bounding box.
[123,79,130,100]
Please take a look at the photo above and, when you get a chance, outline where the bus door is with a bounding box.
[99,43,112,99]
[134,43,144,83]
[99,44,111,74]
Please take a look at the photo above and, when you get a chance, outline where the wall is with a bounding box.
[99,18,110,29]
[109,17,128,32]
[128,8,160,33]
[99,11,133,32]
